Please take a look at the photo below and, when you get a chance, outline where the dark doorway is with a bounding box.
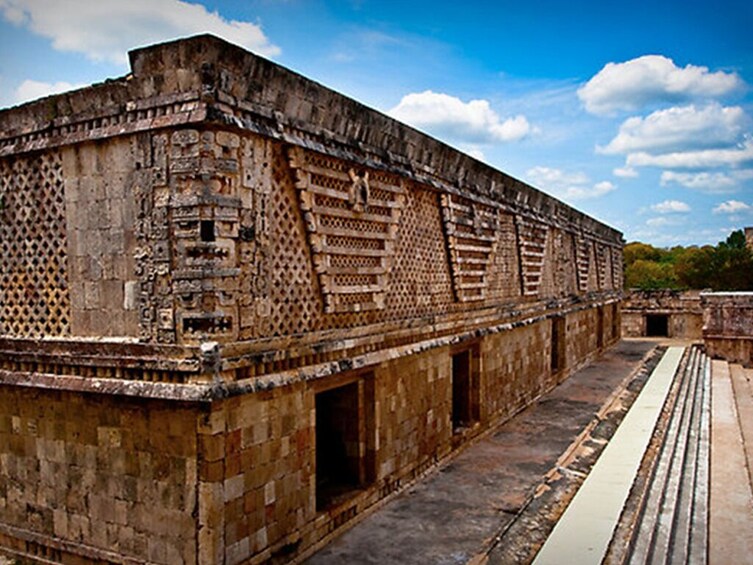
[452,349,479,431]
[551,316,566,373]
[315,382,360,510]
[646,314,669,337]
[597,306,605,349]
[611,303,620,340]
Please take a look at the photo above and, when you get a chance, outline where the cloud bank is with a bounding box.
[598,103,747,155]
[0,0,280,65]
[712,200,751,214]
[578,55,742,115]
[526,166,615,201]
[650,200,691,214]
[389,90,531,144]
[14,79,84,103]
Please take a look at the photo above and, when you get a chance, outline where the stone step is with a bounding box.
[688,354,711,563]
[670,351,709,565]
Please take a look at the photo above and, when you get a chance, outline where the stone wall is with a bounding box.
[196,304,618,564]
[0,386,200,563]
[621,289,703,339]
[702,292,753,367]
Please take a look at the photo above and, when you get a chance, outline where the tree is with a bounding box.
[674,246,716,289]
[624,242,663,266]
[625,259,679,289]
[720,229,747,250]
[624,229,753,291]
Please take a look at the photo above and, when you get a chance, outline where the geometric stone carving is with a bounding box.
[515,216,549,296]
[289,147,405,313]
[595,242,608,290]
[0,151,70,337]
[575,235,592,293]
[611,246,623,290]
[440,193,499,302]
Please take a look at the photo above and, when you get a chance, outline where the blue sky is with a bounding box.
[1,0,752,246]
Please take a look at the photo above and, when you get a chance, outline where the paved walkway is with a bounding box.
[305,340,658,564]
[533,346,684,565]
[709,360,753,564]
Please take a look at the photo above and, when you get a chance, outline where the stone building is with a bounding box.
[622,289,704,339]
[0,35,622,564]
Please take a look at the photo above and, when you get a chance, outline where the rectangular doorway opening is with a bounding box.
[646,314,669,337]
[315,376,374,511]
[551,316,566,373]
[597,306,605,349]
[452,348,479,432]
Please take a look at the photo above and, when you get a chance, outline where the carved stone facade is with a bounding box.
[0,35,623,564]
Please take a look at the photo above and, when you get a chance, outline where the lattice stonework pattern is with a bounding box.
[515,217,549,296]
[575,236,591,293]
[440,193,499,302]
[0,151,70,337]
[289,147,406,313]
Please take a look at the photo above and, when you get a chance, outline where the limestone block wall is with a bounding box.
[196,302,617,564]
[702,292,753,367]
[0,386,200,563]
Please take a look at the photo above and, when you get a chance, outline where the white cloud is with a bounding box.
[578,55,742,115]
[628,139,753,170]
[646,216,673,227]
[650,200,691,213]
[0,0,280,65]
[459,145,486,162]
[14,79,84,104]
[598,104,747,155]
[613,166,638,178]
[526,166,589,187]
[525,166,616,201]
[712,200,751,214]
[659,170,753,193]
[388,90,531,144]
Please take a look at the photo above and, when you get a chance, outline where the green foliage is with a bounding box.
[624,229,753,290]
[625,259,678,289]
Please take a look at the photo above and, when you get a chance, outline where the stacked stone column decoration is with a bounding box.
[0,151,70,337]
[574,235,592,293]
[440,193,500,302]
[289,147,406,314]
[611,246,623,290]
[595,242,609,290]
[515,216,549,296]
[237,136,272,340]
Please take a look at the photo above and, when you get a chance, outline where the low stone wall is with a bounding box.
[702,292,753,367]
[621,290,703,339]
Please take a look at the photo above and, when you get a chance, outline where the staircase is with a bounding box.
[619,345,711,565]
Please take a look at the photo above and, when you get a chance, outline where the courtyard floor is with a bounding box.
[305,339,753,564]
